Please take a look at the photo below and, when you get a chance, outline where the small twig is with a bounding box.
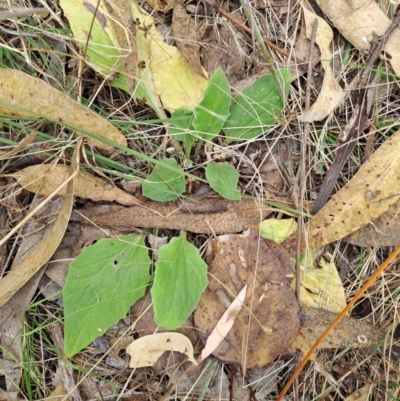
[200,0,321,74]
[276,243,400,401]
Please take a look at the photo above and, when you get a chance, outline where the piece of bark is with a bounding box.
[71,198,272,234]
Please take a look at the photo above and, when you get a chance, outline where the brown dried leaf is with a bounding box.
[0,69,127,150]
[12,164,142,206]
[288,307,384,356]
[193,228,300,368]
[285,129,400,251]
[315,0,400,75]
[72,198,272,234]
[343,199,400,247]
[298,6,343,122]
[147,0,173,12]
[172,0,207,78]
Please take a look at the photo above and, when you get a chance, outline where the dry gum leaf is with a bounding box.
[344,199,400,247]
[0,69,126,150]
[298,6,343,122]
[12,164,142,206]
[315,0,400,75]
[0,162,76,307]
[194,228,300,368]
[285,129,400,251]
[126,332,197,367]
[72,199,272,234]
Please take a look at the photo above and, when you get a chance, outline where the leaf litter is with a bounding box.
[0,0,396,398]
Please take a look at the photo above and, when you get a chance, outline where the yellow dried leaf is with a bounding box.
[12,164,141,206]
[304,129,400,250]
[298,6,343,122]
[131,1,207,112]
[316,0,400,75]
[0,157,76,307]
[0,69,127,150]
[259,218,297,244]
[296,253,346,314]
[126,332,197,367]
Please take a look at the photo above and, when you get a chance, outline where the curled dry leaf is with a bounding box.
[194,228,300,368]
[0,69,127,150]
[126,332,197,368]
[298,6,343,122]
[284,129,400,252]
[12,164,142,206]
[315,0,400,75]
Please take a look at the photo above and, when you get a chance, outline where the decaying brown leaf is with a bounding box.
[72,198,272,234]
[344,199,400,247]
[172,0,207,78]
[287,307,384,356]
[298,6,343,122]
[0,69,127,150]
[285,129,400,252]
[12,164,142,206]
[194,228,300,368]
[315,0,400,75]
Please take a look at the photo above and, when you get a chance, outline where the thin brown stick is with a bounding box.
[200,0,321,74]
[276,243,400,401]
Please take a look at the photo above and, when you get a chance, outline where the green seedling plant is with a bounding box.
[63,66,291,356]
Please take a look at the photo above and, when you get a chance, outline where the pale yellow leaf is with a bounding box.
[296,253,346,314]
[12,164,142,206]
[303,129,400,250]
[298,6,343,122]
[0,69,127,150]
[131,1,207,112]
[315,0,400,75]
[259,218,297,244]
[0,159,76,307]
[199,285,247,364]
[126,332,197,368]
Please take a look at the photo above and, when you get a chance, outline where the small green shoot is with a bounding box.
[151,232,208,330]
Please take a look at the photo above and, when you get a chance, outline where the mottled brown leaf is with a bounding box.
[193,228,299,368]
[72,198,272,234]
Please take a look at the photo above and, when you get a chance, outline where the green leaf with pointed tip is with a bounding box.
[193,67,231,141]
[205,161,241,200]
[63,233,151,357]
[151,233,208,329]
[223,69,291,143]
[169,107,197,150]
[142,157,185,201]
